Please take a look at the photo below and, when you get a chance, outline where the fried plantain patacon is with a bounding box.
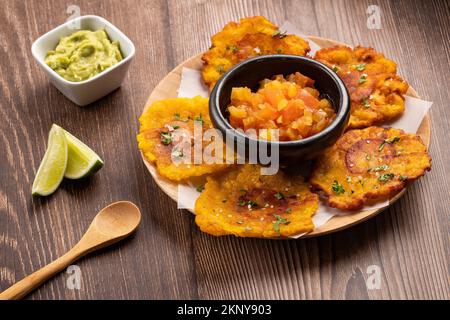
[195,164,319,237]
[202,16,310,90]
[137,96,228,181]
[309,126,431,210]
[314,46,409,129]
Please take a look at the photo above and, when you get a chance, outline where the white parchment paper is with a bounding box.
[174,22,432,237]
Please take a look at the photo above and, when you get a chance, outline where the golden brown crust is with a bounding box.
[195,164,319,237]
[309,126,431,210]
[202,16,310,90]
[314,46,409,129]
[137,97,228,181]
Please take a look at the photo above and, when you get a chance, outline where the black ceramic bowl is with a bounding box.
[209,55,350,166]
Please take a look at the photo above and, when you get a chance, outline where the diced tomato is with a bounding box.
[262,88,284,108]
[297,89,319,108]
[281,100,304,125]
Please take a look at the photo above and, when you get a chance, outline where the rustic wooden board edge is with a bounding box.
[140,36,431,238]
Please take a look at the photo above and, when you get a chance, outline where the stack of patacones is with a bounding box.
[138,16,431,238]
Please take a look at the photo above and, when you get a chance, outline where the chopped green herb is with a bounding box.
[355,63,366,71]
[239,199,246,206]
[196,184,205,193]
[216,64,225,74]
[272,30,287,39]
[378,173,395,183]
[247,200,258,208]
[171,149,184,159]
[379,136,400,151]
[371,165,390,172]
[160,132,172,145]
[399,175,408,181]
[172,125,180,130]
[358,74,368,84]
[274,192,285,200]
[332,180,345,194]
[174,113,181,120]
[194,114,204,124]
[361,98,371,108]
[227,45,238,53]
[385,136,400,144]
[332,65,340,72]
[273,214,290,233]
[285,208,292,214]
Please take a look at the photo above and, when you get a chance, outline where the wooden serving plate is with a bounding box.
[141,36,430,238]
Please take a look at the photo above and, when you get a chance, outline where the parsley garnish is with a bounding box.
[399,175,408,181]
[285,208,292,214]
[273,215,290,233]
[371,165,390,172]
[272,30,287,39]
[194,114,204,124]
[332,180,345,194]
[355,63,366,71]
[274,192,285,200]
[378,173,395,183]
[196,184,205,193]
[172,125,180,130]
[216,65,225,74]
[385,136,400,144]
[227,45,238,53]
[332,65,340,72]
[358,74,368,84]
[361,98,371,108]
[171,149,184,159]
[247,200,258,208]
[379,136,400,150]
[160,132,172,145]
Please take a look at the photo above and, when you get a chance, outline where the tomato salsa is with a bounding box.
[227,72,336,141]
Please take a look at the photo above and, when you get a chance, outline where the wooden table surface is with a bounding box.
[0,0,448,300]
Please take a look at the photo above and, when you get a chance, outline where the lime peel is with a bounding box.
[63,127,104,179]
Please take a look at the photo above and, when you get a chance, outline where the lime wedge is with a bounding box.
[62,127,104,179]
[32,124,68,196]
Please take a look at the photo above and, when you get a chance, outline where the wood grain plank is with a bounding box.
[0,0,199,300]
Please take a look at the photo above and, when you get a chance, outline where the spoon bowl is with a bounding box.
[90,201,141,239]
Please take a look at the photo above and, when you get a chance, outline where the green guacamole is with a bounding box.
[45,29,123,82]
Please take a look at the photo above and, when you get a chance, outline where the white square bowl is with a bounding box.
[31,15,135,106]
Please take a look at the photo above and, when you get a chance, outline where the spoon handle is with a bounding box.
[0,246,83,300]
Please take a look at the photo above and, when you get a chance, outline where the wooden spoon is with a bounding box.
[0,201,141,300]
